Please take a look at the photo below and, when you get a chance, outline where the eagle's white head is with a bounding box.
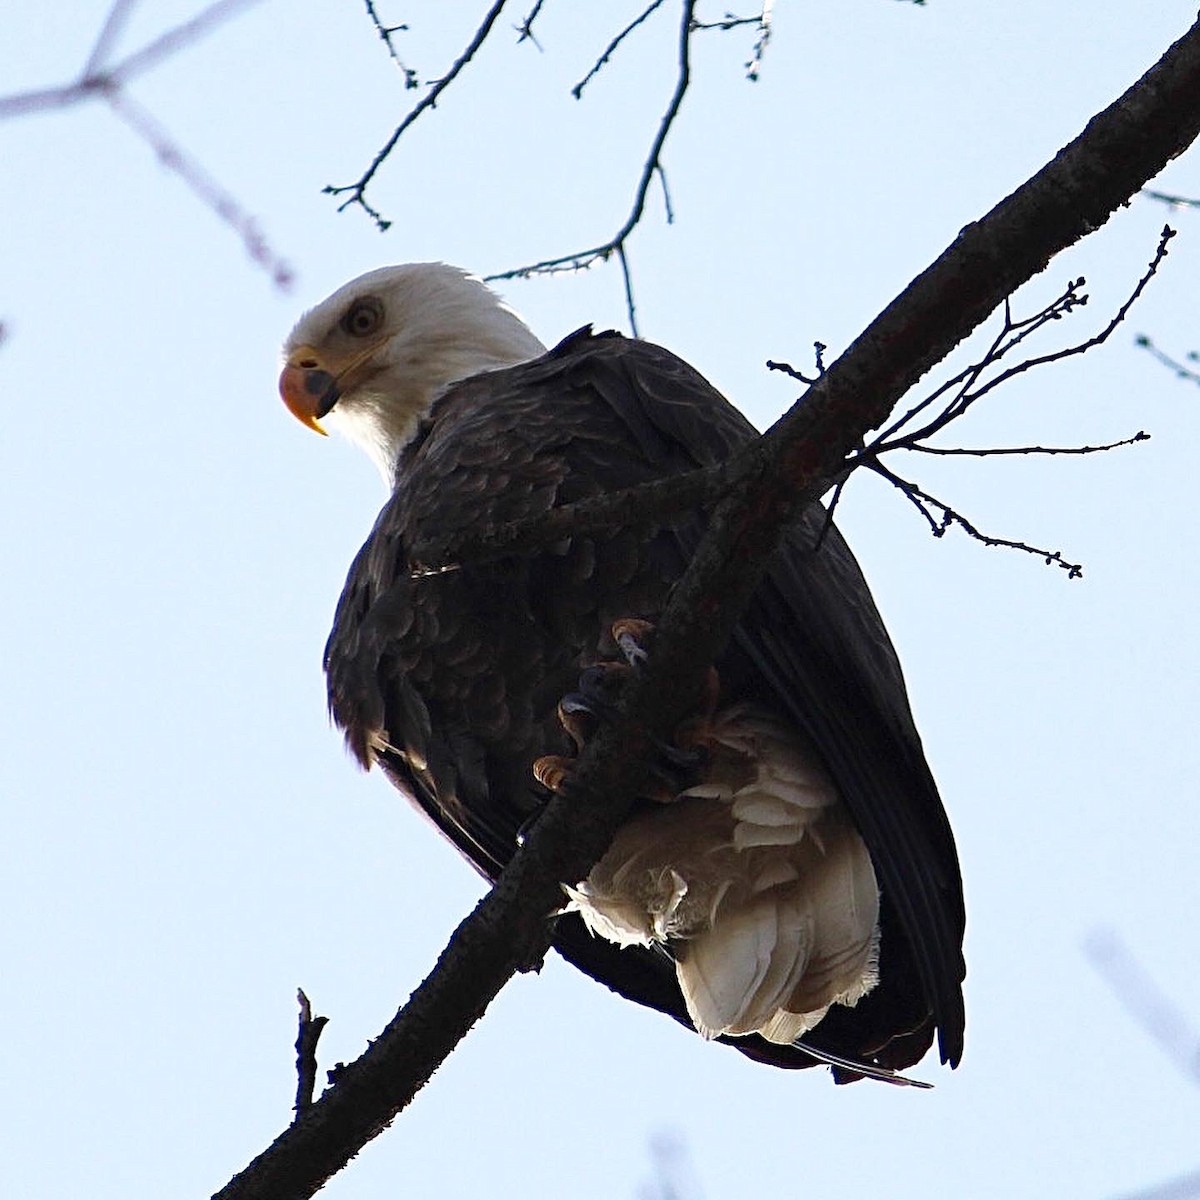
[280,263,547,480]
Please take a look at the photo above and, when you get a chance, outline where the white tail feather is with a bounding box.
[565,704,881,1049]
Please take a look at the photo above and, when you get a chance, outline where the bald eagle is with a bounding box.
[280,264,965,1083]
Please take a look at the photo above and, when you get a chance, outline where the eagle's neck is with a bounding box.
[332,299,547,484]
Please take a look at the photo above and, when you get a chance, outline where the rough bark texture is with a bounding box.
[214,15,1200,1199]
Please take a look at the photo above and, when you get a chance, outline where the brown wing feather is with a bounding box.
[324,328,966,1074]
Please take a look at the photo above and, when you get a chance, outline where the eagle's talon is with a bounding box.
[532,754,575,794]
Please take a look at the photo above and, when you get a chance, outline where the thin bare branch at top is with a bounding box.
[363,1,419,88]
[324,1,511,230]
[0,0,293,290]
[330,0,775,330]
[486,0,698,335]
[572,0,668,99]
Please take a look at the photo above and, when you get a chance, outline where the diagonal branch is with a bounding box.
[213,13,1200,1199]
[362,0,419,87]
[1142,187,1200,209]
[1136,333,1200,385]
[486,0,697,334]
[572,0,668,98]
[0,0,291,289]
[865,457,1085,577]
[325,1,510,229]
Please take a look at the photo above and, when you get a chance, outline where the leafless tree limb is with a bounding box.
[1086,929,1200,1084]
[1143,187,1200,208]
[325,1,510,230]
[1136,333,1200,385]
[515,0,548,48]
[362,1,418,88]
[212,17,1200,1198]
[0,0,292,290]
[293,991,329,1116]
[573,0,669,98]
[486,0,697,335]
[426,233,1165,579]
[693,1,775,79]
[415,229,1168,581]
[334,0,774,328]
[867,458,1086,576]
[845,227,1173,572]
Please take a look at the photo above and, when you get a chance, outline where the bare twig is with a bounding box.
[572,0,668,98]
[516,0,548,47]
[692,1,774,79]
[1086,929,1200,1084]
[851,229,1173,576]
[692,11,761,30]
[103,0,265,86]
[107,90,294,289]
[325,1,510,229]
[657,163,675,223]
[329,0,767,325]
[293,991,329,1116]
[1110,1168,1200,1200]
[1142,187,1200,209]
[411,458,737,568]
[767,341,826,384]
[1136,333,1200,385]
[865,458,1085,577]
[893,226,1174,447]
[907,431,1149,458]
[83,0,138,77]
[745,0,773,80]
[0,0,291,290]
[729,222,1166,588]
[363,1,418,88]
[487,0,698,334]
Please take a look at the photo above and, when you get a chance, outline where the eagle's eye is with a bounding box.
[340,297,384,338]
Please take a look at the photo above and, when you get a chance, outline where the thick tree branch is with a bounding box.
[214,14,1200,1199]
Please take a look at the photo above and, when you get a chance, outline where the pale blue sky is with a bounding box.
[2,4,1199,1198]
